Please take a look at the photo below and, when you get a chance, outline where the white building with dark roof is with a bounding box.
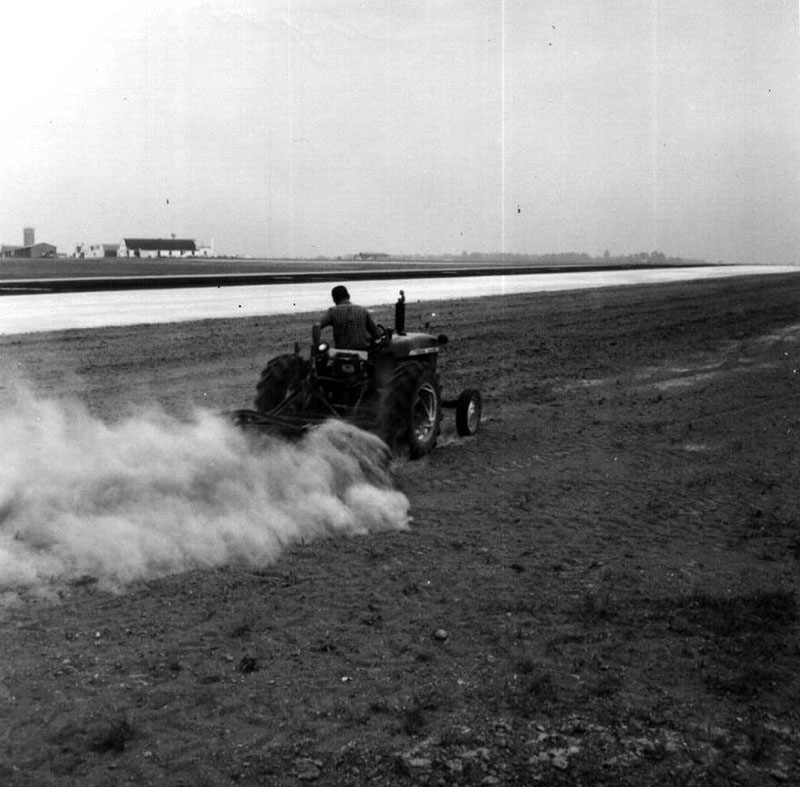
[119,238,197,258]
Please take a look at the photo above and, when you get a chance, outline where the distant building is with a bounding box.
[354,251,390,261]
[0,227,57,259]
[194,238,215,258]
[75,243,120,259]
[119,238,197,258]
[0,243,57,258]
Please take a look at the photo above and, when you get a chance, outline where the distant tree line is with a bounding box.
[455,250,710,266]
[329,250,711,266]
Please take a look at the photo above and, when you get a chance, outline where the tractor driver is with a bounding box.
[312,285,380,351]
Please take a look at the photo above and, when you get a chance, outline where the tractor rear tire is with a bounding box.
[455,389,482,437]
[380,361,442,459]
[254,354,307,413]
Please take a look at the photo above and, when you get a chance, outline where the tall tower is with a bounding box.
[23,227,35,246]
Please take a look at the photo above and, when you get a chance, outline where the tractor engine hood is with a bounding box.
[387,332,447,359]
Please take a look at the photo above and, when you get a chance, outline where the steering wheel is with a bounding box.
[372,324,390,352]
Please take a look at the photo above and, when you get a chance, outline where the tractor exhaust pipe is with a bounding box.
[395,290,406,335]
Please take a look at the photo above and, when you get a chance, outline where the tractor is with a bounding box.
[230,291,481,458]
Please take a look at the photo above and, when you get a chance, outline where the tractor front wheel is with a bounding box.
[455,389,482,437]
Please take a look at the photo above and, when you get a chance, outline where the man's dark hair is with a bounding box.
[331,285,350,304]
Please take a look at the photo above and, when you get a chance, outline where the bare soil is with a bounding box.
[1,273,799,786]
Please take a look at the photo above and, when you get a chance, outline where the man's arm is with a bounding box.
[312,309,332,346]
[365,310,379,341]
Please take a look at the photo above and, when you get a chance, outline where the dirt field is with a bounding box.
[1,273,799,786]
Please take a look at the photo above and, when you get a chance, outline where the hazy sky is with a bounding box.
[2,1,799,263]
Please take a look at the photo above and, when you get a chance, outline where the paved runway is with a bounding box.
[0,265,795,336]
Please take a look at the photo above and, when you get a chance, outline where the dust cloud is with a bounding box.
[0,390,409,593]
